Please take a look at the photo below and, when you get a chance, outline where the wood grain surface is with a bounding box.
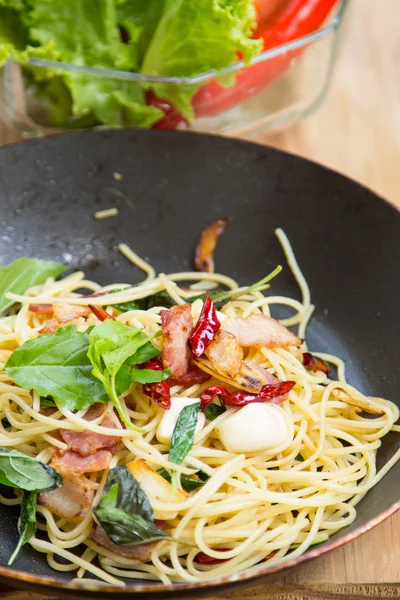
[0,0,399,597]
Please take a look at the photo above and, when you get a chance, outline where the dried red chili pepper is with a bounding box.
[303,352,331,374]
[170,363,211,387]
[194,217,232,273]
[189,292,221,358]
[201,381,295,412]
[142,358,171,410]
[194,549,231,565]
[89,305,116,322]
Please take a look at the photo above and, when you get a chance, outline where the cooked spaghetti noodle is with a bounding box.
[0,229,398,586]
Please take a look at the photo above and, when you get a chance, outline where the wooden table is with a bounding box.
[1,0,399,597]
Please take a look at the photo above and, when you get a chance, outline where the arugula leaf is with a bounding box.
[0,258,65,314]
[5,325,109,411]
[88,320,163,430]
[8,491,37,565]
[204,402,226,421]
[0,448,61,492]
[94,466,166,546]
[169,403,201,465]
[158,467,207,492]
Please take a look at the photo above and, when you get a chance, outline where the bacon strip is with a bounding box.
[40,303,90,334]
[52,449,115,474]
[161,303,193,379]
[170,363,211,387]
[38,475,93,520]
[29,303,53,315]
[60,413,120,457]
[222,314,302,348]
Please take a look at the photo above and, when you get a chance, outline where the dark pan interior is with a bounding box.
[0,129,399,598]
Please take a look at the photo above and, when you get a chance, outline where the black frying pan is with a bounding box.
[0,129,399,599]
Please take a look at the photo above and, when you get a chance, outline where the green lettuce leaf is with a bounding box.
[141,0,262,118]
[26,0,162,127]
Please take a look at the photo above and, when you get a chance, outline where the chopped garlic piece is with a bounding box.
[215,403,288,453]
[156,397,205,445]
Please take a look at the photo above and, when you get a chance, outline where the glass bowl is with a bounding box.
[0,0,348,140]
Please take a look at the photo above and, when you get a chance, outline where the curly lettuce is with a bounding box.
[0,0,261,128]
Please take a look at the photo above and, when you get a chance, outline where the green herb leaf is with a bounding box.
[112,289,147,314]
[145,291,177,310]
[141,0,262,119]
[8,491,37,565]
[88,320,160,430]
[94,466,166,546]
[158,467,206,493]
[130,367,170,385]
[204,402,226,421]
[129,341,161,365]
[5,325,108,411]
[0,258,65,314]
[211,266,283,306]
[40,396,57,409]
[169,403,201,465]
[1,418,11,430]
[295,453,304,462]
[0,448,61,492]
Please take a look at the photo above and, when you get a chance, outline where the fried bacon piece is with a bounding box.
[59,413,121,457]
[222,314,302,348]
[161,303,193,378]
[39,303,91,334]
[92,525,160,562]
[194,217,232,273]
[38,475,93,521]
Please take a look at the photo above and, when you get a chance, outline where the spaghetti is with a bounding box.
[0,229,398,586]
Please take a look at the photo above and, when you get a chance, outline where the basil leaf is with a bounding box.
[0,448,61,492]
[204,402,226,421]
[88,321,159,430]
[0,258,65,314]
[112,289,147,313]
[158,467,206,492]
[295,453,304,462]
[8,491,37,565]
[130,367,170,385]
[197,470,211,482]
[5,325,108,411]
[129,342,161,365]
[1,418,11,430]
[145,291,177,309]
[94,466,166,546]
[169,403,201,465]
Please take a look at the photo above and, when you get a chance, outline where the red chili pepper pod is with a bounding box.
[200,380,295,412]
[303,352,331,374]
[142,358,171,410]
[189,292,221,357]
[89,305,116,321]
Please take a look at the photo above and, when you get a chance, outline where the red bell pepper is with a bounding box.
[201,381,295,412]
[142,358,171,410]
[193,0,339,117]
[189,292,221,358]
